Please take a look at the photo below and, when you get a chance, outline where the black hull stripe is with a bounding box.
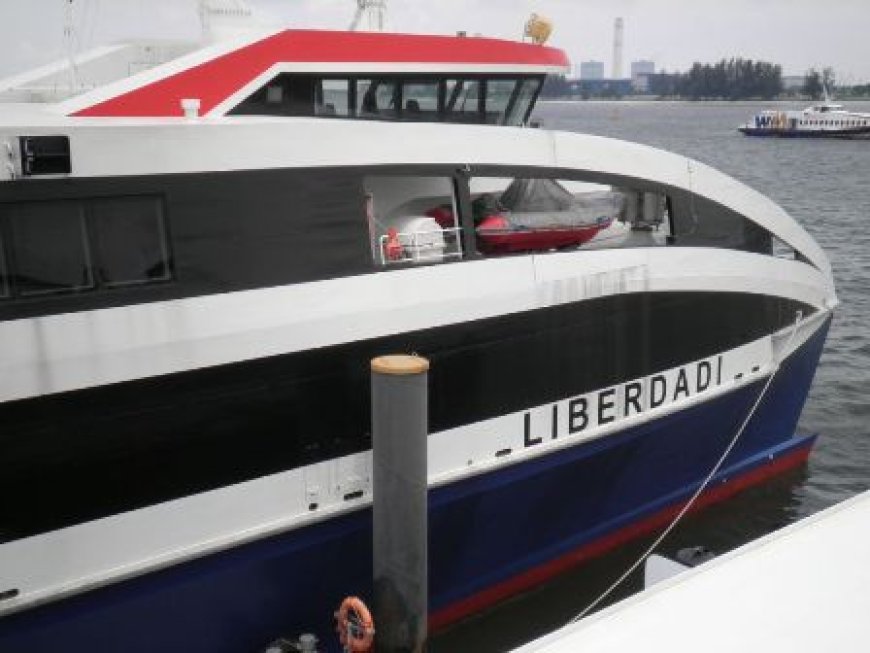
[0,291,811,541]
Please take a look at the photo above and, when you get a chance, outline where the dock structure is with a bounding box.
[513,490,870,653]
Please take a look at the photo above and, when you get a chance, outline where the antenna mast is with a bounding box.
[63,0,79,91]
[349,0,387,32]
[198,0,255,43]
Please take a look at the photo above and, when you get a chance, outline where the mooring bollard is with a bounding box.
[371,355,429,653]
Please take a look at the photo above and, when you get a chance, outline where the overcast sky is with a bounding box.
[2,0,868,83]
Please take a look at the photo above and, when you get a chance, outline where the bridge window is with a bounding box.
[444,79,482,123]
[317,79,351,116]
[357,79,398,119]
[228,75,316,116]
[484,79,518,124]
[401,80,440,121]
[228,73,544,125]
[506,78,542,125]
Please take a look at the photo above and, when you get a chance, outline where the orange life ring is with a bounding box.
[335,596,375,653]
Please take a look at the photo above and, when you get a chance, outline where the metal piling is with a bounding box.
[370,355,429,653]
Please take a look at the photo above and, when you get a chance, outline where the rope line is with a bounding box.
[567,312,804,625]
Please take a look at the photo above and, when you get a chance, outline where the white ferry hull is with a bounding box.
[739,125,870,139]
[0,112,837,651]
[0,311,831,651]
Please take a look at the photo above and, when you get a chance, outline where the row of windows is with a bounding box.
[0,196,171,299]
[0,171,786,311]
[801,119,868,127]
[229,74,542,126]
[363,173,787,268]
[364,174,670,267]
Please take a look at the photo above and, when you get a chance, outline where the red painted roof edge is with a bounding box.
[74,29,570,117]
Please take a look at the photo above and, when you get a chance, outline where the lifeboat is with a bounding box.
[475,214,612,254]
[472,178,621,254]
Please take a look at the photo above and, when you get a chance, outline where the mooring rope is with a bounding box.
[566,312,804,625]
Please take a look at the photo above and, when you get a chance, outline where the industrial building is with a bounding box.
[631,60,656,92]
[579,61,605,80]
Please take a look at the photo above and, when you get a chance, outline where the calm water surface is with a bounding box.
[432,100,870,652]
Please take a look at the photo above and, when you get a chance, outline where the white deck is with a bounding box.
[513,490,870,653]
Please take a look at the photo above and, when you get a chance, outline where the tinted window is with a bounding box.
[484,79,518,125]
[356,79,398,118]
[91,196,172,287]
[8,201,94,296]
[19,136,72,176]
[226,74,545,125]
[505,78,541,125]
[670,193,772,254]
[401,80,439,121]
[0,231,8,298]
[228,75,316,116]
[318,79,350,116]
[444,79,481,123]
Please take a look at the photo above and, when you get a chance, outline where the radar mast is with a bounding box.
[349,0,388,32]
[198,0,256,43]
[63,0,80,92]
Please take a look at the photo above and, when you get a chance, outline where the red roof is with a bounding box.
[73,29,570,117]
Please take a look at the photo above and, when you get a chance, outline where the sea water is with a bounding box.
[432,100,870,652]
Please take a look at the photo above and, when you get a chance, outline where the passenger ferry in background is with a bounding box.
[0,2,837,651]
[739,94,870,138]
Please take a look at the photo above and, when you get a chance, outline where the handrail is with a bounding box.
[378,226,463,266]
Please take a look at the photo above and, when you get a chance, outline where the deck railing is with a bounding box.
[378,227,463,266]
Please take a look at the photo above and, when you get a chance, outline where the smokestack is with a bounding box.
[612,17,624,79]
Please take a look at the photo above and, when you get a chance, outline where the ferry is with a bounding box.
[738,97,870,138]
[0,4,837,652]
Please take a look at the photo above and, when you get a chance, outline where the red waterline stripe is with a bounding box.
[429,443,813,631]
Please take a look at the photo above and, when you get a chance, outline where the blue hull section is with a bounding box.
[0,319,830,653]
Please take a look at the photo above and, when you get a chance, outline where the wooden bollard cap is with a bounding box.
[371,354,430,376]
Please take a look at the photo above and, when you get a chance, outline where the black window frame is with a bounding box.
[443,78,484,123]
[397,78,442,121]
[0,194,174,301]
[315,78,354,117]
[227,73,546,125]
[480,78,523,125]
[4,199,95,298]
[89,195,174,289]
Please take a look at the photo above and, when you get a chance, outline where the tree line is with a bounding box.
[653,58,783,99]
[542,57,786,100]
[801,67,835,100]
[541,60,868,100]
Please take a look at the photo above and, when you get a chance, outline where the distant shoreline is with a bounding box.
[539,96,870,104]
